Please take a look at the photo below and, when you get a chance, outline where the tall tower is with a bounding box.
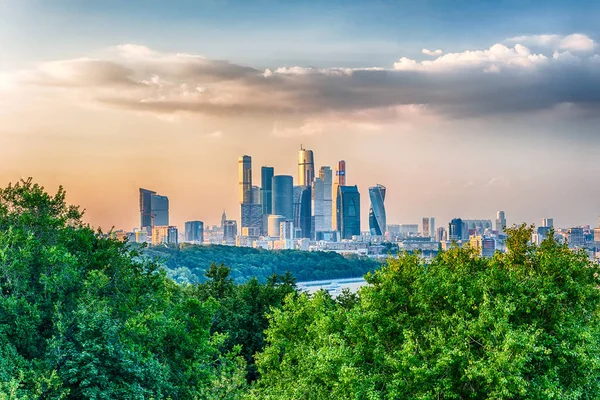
[337,185,360,240]
[495,210,506,233]
[298,146,315,186]
[272,175,294,221]
[369,184,387,236]
[238,155,252,204]
[332,160,346,231]
[139,188,156,232]
[261,166,274,215]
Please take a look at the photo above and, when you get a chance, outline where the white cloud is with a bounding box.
[394,43,548,72]
[422,48,443,56]
[506,33,596,52]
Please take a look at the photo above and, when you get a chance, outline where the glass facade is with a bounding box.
[337,185,361,240]
[272,175,293,221]
[368,184,386,236]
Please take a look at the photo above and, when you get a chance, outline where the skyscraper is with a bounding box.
[239,155,252,204]
[312,166,333,236]
[542,218,554,228]
[430,217,436,239]
[496,210,506,233]
[422,217,430,238]
[221,210,227,228]
[449,218,464,241]
[369,184,386,236]
[223,220,237,243]
[337,185,361,240]
[298,146,315,186]
[185,221,204,243]
[293,185,312,238]
[251,186,261,204]
[150,194,169,226]
[272,175,294,221]
[260,166,274,215]
[241,203,263,232]
[331,160,346,231]
[139,188,156,232]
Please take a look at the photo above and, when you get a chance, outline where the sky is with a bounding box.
[1,0,600,231]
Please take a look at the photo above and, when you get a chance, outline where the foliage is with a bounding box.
[143,243,380,284]
[0,179,245,398]
[252,225,600,399]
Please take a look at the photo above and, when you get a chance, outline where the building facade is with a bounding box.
[293,185,312,238]
[495,210,506,233]
[260,166,274,215]
[150,194,169,227]
[297,147,315,187]
[337,185,361,240]
[369,184,386,236]
[272,175,294,221]
[139,188,156,232]
[184,221,204,243]
[238,155,252,204]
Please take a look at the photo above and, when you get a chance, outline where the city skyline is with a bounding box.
[2,1,600,231]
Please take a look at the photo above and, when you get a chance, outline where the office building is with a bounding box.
[337,185,361,240]
[331,160,346,231]
[239,155,252,204]
[293,185,312,238]
[430,217,436,239]
[312,166,333,236]
[463,219,493,235]
[150,194,169,227]
[251,186,261,204]
[542,218,554,228]
[223,220,237,243]
[268,215,286,237]
[261,166,274,215]
[298,147,315,186]
[272,175,294,220]
[241,203,262,231]
[495,211,506,233]
[152,226,178,246]
[184,221,204,243]
[368,184,386,236]
[280,220,294,240]
[469,235,496,258]
[221,210,227,228]
[139,188,156,232]
[567,227,584,248]
[436,226,446,242]
[422,217,430,238]
[449,218,464,241]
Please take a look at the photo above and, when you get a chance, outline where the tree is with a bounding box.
[253,226,600,399]
[0,179,245,398]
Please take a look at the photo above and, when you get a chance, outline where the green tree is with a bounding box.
[0,179,245,398]
[253,226,600,399]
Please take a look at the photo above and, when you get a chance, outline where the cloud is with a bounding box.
[6,34,600,129]
[422,48,443,56]
[506,33,596,52]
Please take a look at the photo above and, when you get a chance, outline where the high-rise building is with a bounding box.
[268,215,286,237]
[152,225,178,246]
[272,175,294,221]
[337,185,361,240]
[463,219,493,235]
[496,211,506,233]
[298,147,315,187]
[542,218,554,228]
[251,186,261,204]
[221,210,227,228]
[320,167,333,232]
[280,220,294,240]
[139,188,156,232]
[241,203,262,231]
[331,160,346,231]
[422,217,430,238]
[449,218,464,241]
[293,185,312,238]
[436,226,446,242]
[469,235,496,258]
[239,155,252,204]
[184,221,204,243]
[223,220,237,243]
[430,217,436,239]
[150,194,169,227]
[567,227,584,248]
[312,166,333,236]
[369,184,386,236]
[261,166,274,215]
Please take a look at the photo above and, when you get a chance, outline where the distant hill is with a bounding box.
[142,244,381,284]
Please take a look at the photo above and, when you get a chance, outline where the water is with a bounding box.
[296,277,367,297]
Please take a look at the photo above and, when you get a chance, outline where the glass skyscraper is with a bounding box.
[238,155,252,204]
[293,185,312,239]
[297,147,315,187]
[139,188,156,232]
[185,221,204,243]
[261,166,274,215]
[150,194,169,227]
[368,184,386,236]
[272,175,293,221]
[337,185,361,240]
